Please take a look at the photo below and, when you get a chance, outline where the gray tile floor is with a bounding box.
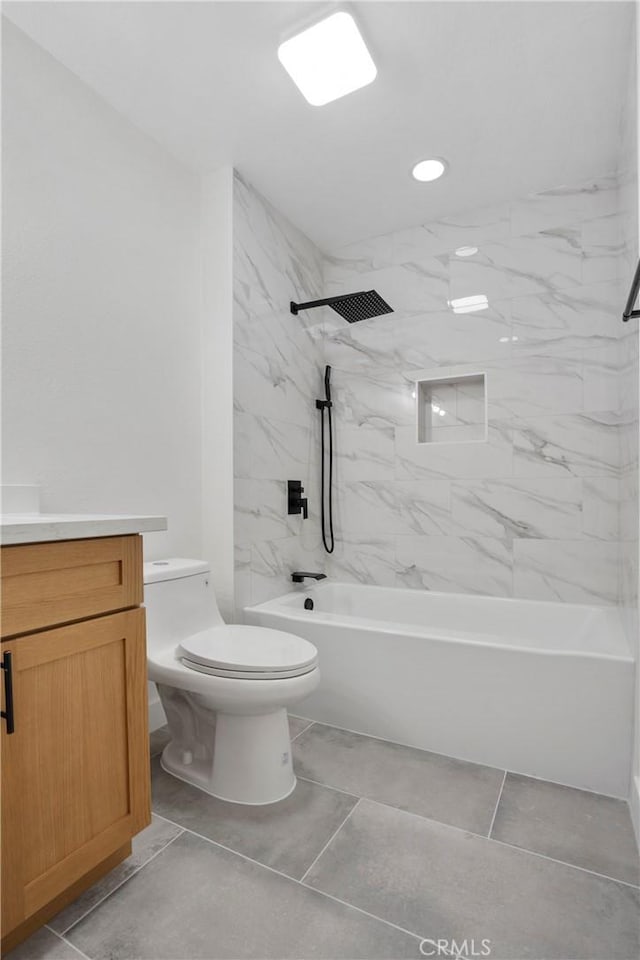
[8,717,640,960]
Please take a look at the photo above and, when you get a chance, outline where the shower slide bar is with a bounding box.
[623,259,640,322]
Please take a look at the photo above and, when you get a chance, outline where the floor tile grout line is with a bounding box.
[295,716,630,803]
[152,781,640,893]
[42,927,92,960]
[487,769,507,839]
[150,810,426,946]
[300,798,362,884]
[290,719,315,741]
[296,773,360,799]
[55,829,185,937]
[486,834,640,890]
[360,796,640,891]
[295,715,507,777]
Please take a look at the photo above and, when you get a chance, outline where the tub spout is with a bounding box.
[291,572,327,583]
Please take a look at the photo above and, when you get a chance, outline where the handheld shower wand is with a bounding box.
[316,365,335,554]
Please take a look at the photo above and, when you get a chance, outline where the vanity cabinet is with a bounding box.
[1,535,151,950]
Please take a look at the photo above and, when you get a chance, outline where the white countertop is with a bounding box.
[0,513,167,545]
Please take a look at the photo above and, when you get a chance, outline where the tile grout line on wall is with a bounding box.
[487,769,507,838]
[54,828,185,937]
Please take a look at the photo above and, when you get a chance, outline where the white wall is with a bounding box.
[1,20,203,561]
[201,166,235,619]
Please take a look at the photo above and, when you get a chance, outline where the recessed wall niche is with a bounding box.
[416,373,487,444]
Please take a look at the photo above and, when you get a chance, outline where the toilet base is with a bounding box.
[161,707,296,805]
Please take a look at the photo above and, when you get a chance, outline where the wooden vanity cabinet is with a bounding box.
[1,535,151,951]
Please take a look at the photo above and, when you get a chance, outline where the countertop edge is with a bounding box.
[1,516,168,545]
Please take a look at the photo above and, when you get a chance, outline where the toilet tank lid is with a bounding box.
[143,558,210,584]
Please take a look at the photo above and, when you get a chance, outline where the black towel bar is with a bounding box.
[623,259,640,322]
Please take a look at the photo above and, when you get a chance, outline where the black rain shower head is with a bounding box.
[290,290,393,323]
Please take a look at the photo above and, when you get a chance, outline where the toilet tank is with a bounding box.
[143,558,224,652]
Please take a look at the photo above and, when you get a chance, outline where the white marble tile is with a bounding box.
[327,536,398,586]
[394,302,512,368]
[513,539,618,605]
[234,479,295,547]
[332,370,416,429]
[487,355,584,419]
[509,176,618,237]
[391,202,510,262]
[395,423,513,480]
[583,345,620,413]
[395,535,513,597]
[323,316,396,373]
[511,413,620,479]
[510,280,620,359]
[449,229,583,302]
[234,343,315,427]
[250,535,323,606]
[234,546,252,611]
[237,414,312,481]
[340,479,452,537]
[581,213,624,285]
[582,478,620,540]
[234,172,323,315]
[326,261,449,316]
[325,234,394,274]
[334,425,395,482]
[451,478,582,541]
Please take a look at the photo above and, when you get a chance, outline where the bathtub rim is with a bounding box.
[244,584,634,664]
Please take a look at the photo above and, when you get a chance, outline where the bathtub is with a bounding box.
[245,582,635,798]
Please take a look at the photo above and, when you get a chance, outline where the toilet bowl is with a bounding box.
[144,559,320,804]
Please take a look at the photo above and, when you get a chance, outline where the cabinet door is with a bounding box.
[1,608,150,932]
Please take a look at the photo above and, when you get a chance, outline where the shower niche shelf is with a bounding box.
[416,372,487,444]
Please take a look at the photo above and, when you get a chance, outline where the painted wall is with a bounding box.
[2,20,203,561]
[322,175,625,605]
[232,173,326,610]
[201,166,235,619]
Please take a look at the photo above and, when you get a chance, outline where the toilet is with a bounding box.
[143,558,320,805]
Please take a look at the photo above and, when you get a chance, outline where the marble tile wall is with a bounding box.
[232,173,326,610]
[322,174,629,605]
[617,46,639,637]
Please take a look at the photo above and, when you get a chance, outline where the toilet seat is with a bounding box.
[179,625,318,680]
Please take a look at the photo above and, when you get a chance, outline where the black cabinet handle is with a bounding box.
[1,652,15,735]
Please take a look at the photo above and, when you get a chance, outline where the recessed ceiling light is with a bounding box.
[278,12,377,106]
[412,159,447,182]
[448,295,489,314]
[455,246,478,257]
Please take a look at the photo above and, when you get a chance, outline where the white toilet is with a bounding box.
[143,558,320,805]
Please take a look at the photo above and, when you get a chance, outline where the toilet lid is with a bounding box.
[179,625,318,679]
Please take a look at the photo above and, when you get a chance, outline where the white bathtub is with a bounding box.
[245,582,635,798]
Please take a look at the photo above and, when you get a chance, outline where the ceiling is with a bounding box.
[3,1,635,251]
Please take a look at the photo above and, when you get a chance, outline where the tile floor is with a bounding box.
[8,717,640,960]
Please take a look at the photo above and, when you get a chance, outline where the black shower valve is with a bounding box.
[287,480,308,519]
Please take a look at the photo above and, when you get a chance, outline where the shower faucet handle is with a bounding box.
[287,480,308,519]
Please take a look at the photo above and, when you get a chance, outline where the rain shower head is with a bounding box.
[290,290,393,323]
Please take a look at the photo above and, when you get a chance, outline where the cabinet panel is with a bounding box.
[1,536,143,638]
[1,608,150,930]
